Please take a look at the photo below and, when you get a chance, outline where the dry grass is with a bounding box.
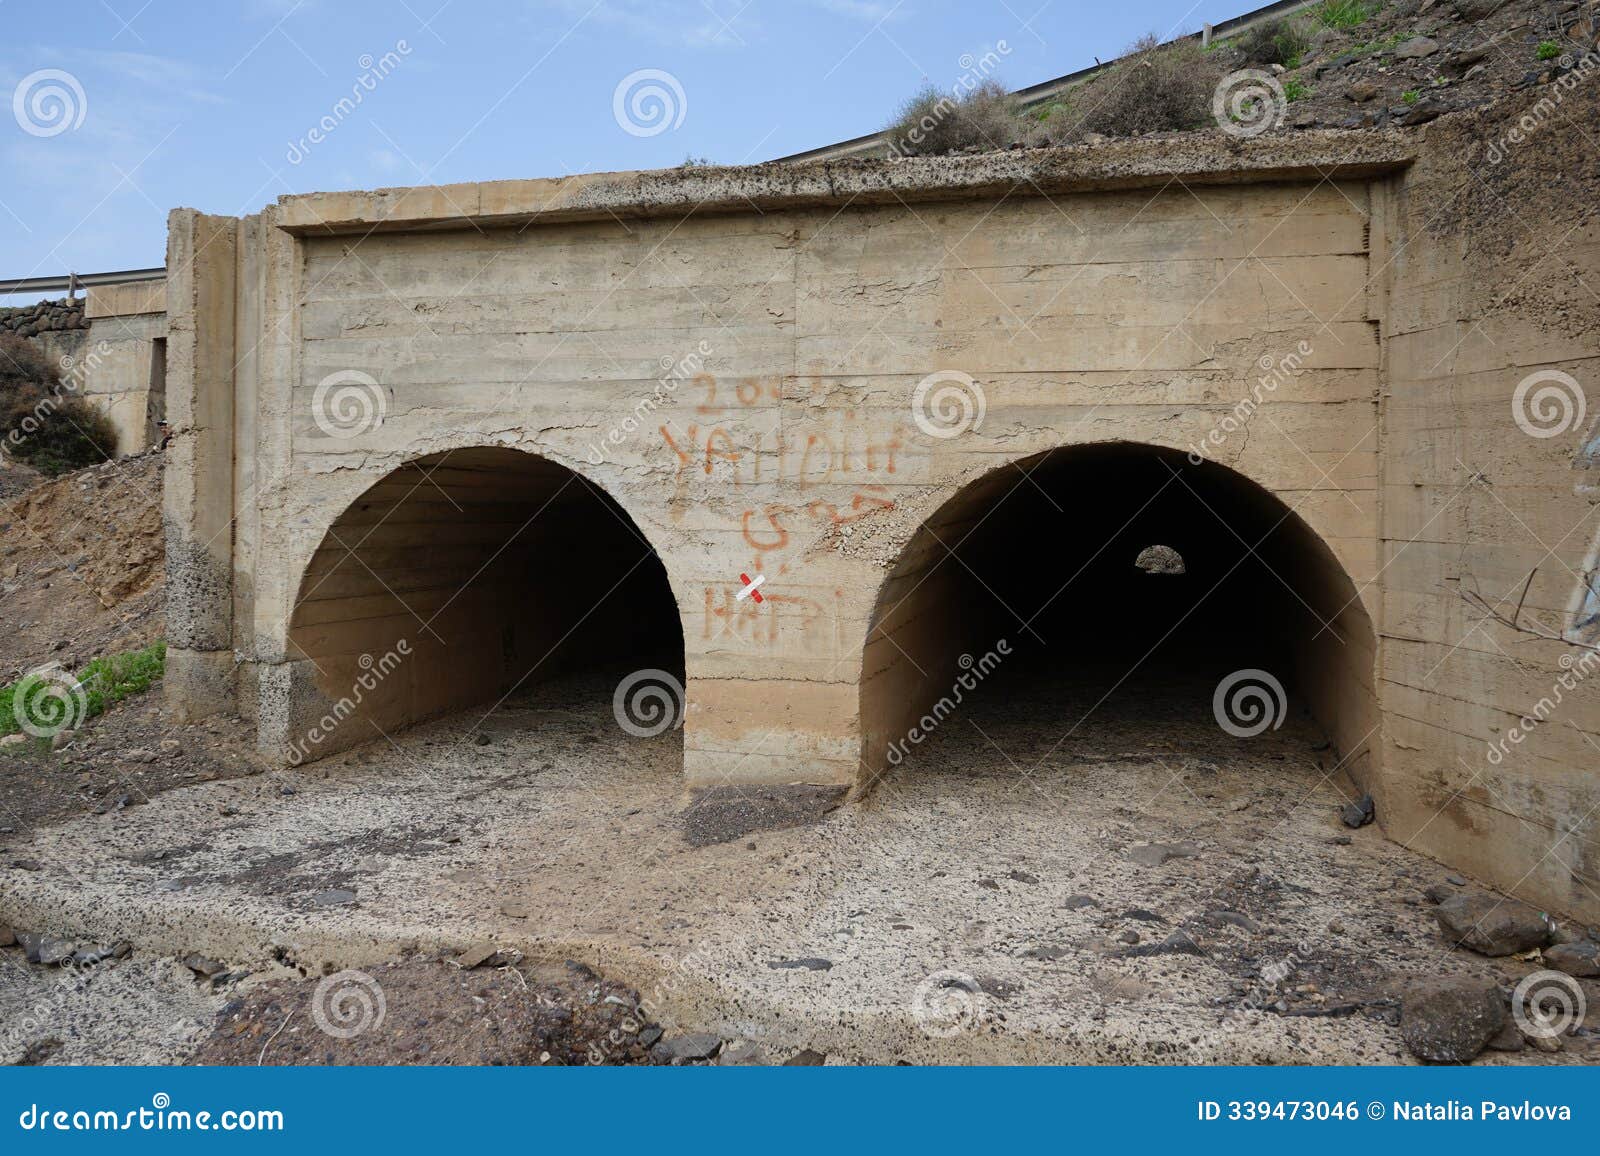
[0,333,58,394]
[884,79,1031,156]
[1065,35,1221,140]
[1239,17,1312,67]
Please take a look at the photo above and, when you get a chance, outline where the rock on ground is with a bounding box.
[1400,979,1507,1064]
[651,1032,723,1062]
[1543,941,1600,978]
[191,957,660,1066]
[1433,891,1550,956]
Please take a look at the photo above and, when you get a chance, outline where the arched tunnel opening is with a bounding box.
[860,443,1377,789]
[284,447,682,759]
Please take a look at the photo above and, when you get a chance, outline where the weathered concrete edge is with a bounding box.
[0,872,1384,1065]
[273,131,1417,235]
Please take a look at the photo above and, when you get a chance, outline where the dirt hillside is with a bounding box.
[0,452,164,680]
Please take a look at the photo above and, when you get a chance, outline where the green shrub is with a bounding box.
[0,641,166,739]
[1031,99,1067,123]
[1536,41,1561,61]
[1,384,117,475]
[1402,88,1421,104]
[77,642,167,717]
[0,333,57,394]
[0,331,117,475]
[1240,17,1311,67]
[1339,33,1404,57]
[1313,0,1379,30]
[1070,35,1219,139]
[1284,78,1312,102]
[885,79,1027,156]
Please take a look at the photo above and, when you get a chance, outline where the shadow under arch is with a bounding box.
[282,446,683,762]
[859,441,1377,792]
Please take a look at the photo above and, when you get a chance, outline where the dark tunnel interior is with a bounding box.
[286,448,683,753]
[859,443,1377,781]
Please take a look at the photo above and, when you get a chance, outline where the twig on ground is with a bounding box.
[259,1010,293,1065]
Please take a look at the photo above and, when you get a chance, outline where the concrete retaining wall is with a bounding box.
[2,283,166,456]
[1,298,89,384]
[82,280,167,454]
[1375,89,1600,923]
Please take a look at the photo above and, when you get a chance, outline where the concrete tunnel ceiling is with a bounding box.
[859,443,1378,788]
[283,447,682,760]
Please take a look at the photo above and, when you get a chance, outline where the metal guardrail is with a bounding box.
[0,266,167,298]
[774,0,1322,163]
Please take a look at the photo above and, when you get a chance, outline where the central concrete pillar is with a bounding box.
[162,209,239,720]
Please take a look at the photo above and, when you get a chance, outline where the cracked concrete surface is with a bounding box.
[3,673,1592,1064]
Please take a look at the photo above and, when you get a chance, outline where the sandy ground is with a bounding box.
[3,671,1593,1065]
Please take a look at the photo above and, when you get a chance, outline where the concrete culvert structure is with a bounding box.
[860,443,1377,788]
[160,115,1600,923]
[273,447,682,763]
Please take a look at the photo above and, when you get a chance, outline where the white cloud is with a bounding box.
[808,0,906,22]
[530,0,904,50]
[80,49,227,106]
[539,0,755,50]
[0,46,215,278]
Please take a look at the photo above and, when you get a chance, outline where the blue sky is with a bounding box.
[2,0,1253,295]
